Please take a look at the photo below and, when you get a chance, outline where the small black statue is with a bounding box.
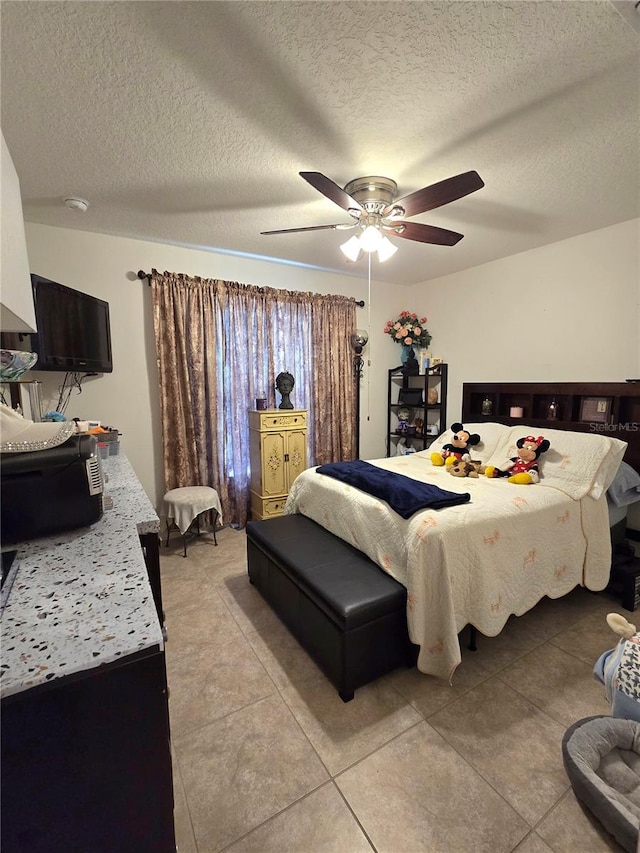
[401,348,420,377]
[275,371,295,410]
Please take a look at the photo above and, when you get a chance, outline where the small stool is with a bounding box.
[162,486,223,558]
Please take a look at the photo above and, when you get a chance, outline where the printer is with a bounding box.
[1,434,104,545]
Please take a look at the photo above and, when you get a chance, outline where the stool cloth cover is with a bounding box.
[162,486,223,534]
[561,715,640,852]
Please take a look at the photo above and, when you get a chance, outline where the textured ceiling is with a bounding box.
[1,1,638,285]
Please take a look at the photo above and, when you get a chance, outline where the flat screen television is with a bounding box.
[1,275,113,373]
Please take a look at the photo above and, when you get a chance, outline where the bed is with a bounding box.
[285,387,639,682]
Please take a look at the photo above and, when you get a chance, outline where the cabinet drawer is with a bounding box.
[250,410,307,431]
[250,491,288,520]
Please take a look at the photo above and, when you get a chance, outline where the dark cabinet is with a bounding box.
[1,648,176,853]
[0,454,175,852]
[387,363,448,457]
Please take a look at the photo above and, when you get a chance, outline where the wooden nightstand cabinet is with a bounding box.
[249,409,307,519]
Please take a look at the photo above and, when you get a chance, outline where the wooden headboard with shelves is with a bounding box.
[462,382,640,474]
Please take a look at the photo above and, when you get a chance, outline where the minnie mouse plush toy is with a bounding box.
[485,435,550,484]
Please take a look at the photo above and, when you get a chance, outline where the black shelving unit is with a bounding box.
[386,363,448,457]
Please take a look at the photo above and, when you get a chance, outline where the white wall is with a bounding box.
[24,223,401,507]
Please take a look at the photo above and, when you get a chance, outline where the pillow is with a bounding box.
[607,461,640,507]
[420,422,510,463]
[485,425,627,500]
[592,441,630,501]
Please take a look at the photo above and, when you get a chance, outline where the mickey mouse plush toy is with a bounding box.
[431,423,481,467]
[485,435,550,484]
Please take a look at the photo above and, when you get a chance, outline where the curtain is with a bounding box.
[310,294,357,465]
[151,270,357,527]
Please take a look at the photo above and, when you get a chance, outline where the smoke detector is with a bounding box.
[64,197,89,212]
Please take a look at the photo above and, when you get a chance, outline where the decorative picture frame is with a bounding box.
[579,396,612,423]
[417,348,430,374]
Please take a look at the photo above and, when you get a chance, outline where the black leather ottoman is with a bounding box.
[246,514,416,701]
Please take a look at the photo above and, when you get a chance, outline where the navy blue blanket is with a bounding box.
[316,460,470,519]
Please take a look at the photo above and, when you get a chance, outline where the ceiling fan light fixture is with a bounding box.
[360,224,383,252]
[386,206,405,220]
[262,170,484,257]
[377,235,398,262]
[340,234,362,262]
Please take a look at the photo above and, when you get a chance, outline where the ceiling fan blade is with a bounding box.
[299,172,363,213]
[391,221,464,246]
[261,223,355,235]
[383,171,484,218]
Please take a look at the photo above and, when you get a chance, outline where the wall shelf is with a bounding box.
[462,381,640,472]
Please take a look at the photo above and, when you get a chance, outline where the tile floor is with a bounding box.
[160,526,633,853]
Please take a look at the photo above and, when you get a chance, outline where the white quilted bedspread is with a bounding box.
[285,430,624,682]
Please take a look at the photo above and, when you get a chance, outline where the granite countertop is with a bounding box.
[0,452,163,700]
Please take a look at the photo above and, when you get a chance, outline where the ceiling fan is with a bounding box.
[261,170,484,261]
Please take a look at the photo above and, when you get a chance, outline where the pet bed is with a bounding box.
[562,715,640,852]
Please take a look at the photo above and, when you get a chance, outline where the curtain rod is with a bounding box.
[136,270,364,306]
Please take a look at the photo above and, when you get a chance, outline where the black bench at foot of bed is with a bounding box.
[246,513,417,702]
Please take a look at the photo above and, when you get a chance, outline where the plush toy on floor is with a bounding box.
[485,434,550,484]
[431,423,481,467]
[593,613,640,722]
